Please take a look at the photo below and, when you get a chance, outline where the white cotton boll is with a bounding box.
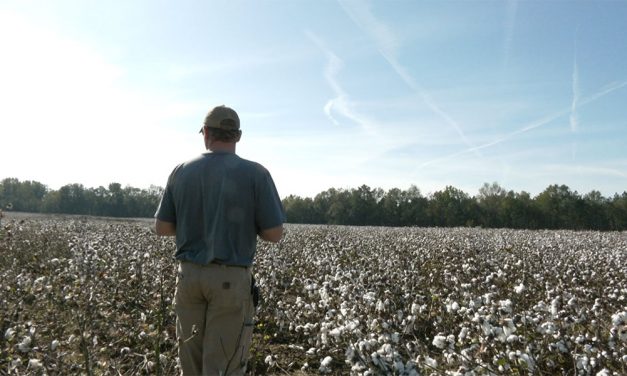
[10,358,21,370]
[499,299,513,314]
[446,334,455,345]
[432,334,447,349]
[370,319,379,330]
[371,352,386,369]
[423,356,437,368]
[575,335,585,344]
[18,336,32,352]
[514,283,525,294]
[375,300,385,312]
[51,339,59,351]
[445,352,456,364]
[503,319,516,335]
[4,327,15,340]
[378,343,392,357]
[458,327,469,341]
[329,328,342,339]
[351,363,365,372]
[28,359,42,370]
[264,355,275,366]
[391,332,400,343]
[519,353,535,372]
[495,327,507,343]
[347,320,359,332]
[481,321,493,336]
[596,369,610,376]
[306,347,317,355]
[320,356,332,367]
[550,298,560,317]
[612,311,626,326]
[411,303,420,315]
[507,334,518,343]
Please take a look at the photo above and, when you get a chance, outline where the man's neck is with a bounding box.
[207,141,236,153]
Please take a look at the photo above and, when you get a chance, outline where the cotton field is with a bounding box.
[1,216,626,375]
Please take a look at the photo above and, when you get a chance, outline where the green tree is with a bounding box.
[608,192,627,230]
[400,185,429,226]
[581,190,610,230]
[379,188,404,226]
[534,184,583,229]
[283,195,317,224]
[476,182,507,228]
[0,178,48,212]
[429,186,477,227]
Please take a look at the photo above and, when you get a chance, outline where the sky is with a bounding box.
[1,0,626,199]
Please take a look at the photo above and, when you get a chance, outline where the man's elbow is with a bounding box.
[260,225,283,243]
[154,219,176,236]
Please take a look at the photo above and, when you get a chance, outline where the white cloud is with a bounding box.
[305,30,377,133]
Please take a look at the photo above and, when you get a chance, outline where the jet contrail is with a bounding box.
[503,0,518,72]
[339,0,478,153]
[418,79,627,169]
[570,32,580,133]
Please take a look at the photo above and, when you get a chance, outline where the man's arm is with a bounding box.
[259,225,283,243]
[155,219,176,236]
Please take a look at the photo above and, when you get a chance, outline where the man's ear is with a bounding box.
[235,131,242,142]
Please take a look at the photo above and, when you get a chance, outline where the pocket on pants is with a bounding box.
[212,268,250,308]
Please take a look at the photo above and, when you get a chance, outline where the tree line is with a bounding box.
[1,178,626,230]
[0,178,163,218]
[283,183,627,231]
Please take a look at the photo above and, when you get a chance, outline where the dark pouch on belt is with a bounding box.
[251,276,260,307]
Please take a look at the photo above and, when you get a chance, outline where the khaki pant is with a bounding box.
[175,262,254,376]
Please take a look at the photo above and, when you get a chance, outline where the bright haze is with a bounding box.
[1,1,626,198]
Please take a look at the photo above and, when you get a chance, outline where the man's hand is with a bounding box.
[154,219,176,236]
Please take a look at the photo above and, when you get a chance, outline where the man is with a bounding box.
[154,105,285,375]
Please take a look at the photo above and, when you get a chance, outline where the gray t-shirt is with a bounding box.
[155,151,285,266]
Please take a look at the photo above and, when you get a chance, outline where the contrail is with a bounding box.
[503,0,518,71]
[306,30,376,133]
[570,31,580,162]
[570,35,580,133]
[338,0,478,153]
[418,79,627,169]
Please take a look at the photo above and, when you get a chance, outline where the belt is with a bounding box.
[210,261,250,269]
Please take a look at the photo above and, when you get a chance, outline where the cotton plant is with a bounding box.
[3,219,627,374]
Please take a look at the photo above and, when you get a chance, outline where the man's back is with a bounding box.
[156,151,284,266]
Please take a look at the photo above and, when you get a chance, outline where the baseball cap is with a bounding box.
[200,105,240,133]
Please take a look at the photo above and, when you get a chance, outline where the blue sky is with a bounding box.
[1,0,626,198]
